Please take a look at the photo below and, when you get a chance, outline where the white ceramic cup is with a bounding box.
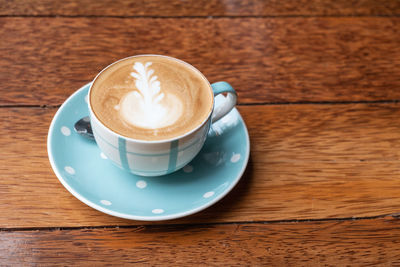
[88,55,237,176]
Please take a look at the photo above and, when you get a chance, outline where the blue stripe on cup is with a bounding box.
[118,137,130,170]
[167,140,179,173]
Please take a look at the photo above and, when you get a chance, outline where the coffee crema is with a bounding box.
[90,55,213,141]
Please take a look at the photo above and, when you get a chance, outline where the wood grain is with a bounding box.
[2,103,400,227]
[1,0,399,16]
[1,217,400,265]
[1,17,399,105]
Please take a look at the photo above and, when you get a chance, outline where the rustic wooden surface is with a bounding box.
[1,217,400,265]
[2,103,400,228]
[1,17,400,106]
[1,1,400,265]
[1,0,399,16]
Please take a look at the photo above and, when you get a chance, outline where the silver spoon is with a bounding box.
[74,116,95,140]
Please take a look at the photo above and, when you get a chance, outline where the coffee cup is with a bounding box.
[88,55,237,176]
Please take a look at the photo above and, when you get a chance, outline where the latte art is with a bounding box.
[90,55,213,141]
[118,62,183,129]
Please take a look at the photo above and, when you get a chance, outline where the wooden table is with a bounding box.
[1,1,400,265]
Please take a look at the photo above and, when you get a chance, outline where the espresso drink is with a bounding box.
[90,55,213,141]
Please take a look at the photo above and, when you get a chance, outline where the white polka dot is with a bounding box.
[136,180,147,189]
[152,209,164,214]
[231,153,241,163]
[100,200,112,206]
[100,152,107,159]
[84,95,88,103]
[183,165,193,173]
[83,116,90,122]
[203,191,215,198]
[64,166,75,175]
[61,126,71,136]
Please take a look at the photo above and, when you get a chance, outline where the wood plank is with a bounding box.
[1,217,400,265]
[1,0,399,16]
[1,17,399,105]
[2,103,400,227]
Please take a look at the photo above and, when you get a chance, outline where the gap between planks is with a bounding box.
[2,213,400,232]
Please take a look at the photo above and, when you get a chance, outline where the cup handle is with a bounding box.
[211,81,237,123]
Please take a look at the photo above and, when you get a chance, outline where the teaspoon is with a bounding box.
[74,116,95,140]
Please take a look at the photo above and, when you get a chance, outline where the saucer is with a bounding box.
[47,83,250,221]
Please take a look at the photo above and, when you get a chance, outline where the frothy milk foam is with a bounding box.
[90,56,213,141]
[118,62,183,129]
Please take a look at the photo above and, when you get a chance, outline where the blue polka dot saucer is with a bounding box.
[47,83,250,221]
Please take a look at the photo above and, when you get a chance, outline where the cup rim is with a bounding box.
[88,54,215,144]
